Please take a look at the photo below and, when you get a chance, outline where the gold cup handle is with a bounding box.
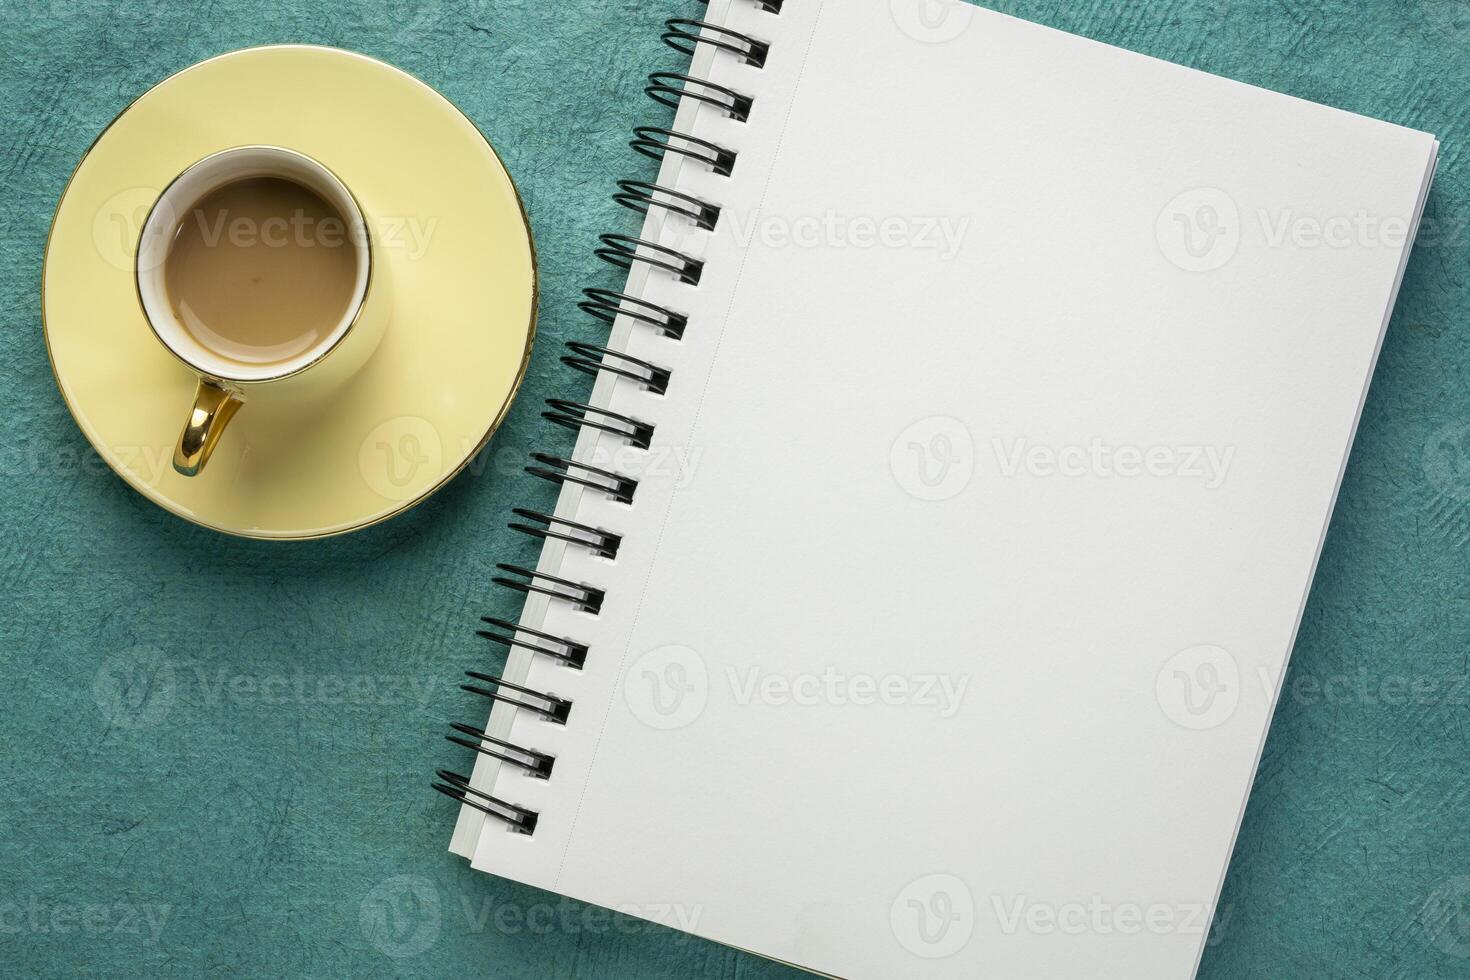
[173,380,243,477]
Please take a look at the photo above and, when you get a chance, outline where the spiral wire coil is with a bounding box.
[435,3,777,836]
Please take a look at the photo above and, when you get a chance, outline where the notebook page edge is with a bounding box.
[1184,138,1439,979]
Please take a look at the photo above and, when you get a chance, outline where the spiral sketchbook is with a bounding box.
[437,2,1437,977]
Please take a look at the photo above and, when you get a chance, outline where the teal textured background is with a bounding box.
[2,0,1468,976]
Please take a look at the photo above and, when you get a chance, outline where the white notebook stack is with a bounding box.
[438,2,1437,977]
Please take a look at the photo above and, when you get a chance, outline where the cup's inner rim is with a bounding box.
[136,145,371,384]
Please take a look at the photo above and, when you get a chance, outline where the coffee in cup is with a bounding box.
[135,145,388,476]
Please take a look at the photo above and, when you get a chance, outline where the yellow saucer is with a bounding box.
[43,46,536,539]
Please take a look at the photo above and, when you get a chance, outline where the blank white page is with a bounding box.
[459,2,1437,977]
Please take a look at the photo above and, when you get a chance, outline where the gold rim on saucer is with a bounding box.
[42,45,537,539]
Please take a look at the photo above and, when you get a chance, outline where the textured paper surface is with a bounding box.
[0,1,1467,978]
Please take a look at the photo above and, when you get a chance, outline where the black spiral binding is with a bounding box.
[645,73,753,122]
[509,507,623,560]
[432,771,540,835]
[663,18,769,67]
[438,3,777,837]
[579,288,688,340]
[477,616,589,668]
[613,179,721,230]
[561,342,672,395]
[462,672,574,724]
[595,233,707,284]
[526,452,639,504]
[631,126,738,177]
